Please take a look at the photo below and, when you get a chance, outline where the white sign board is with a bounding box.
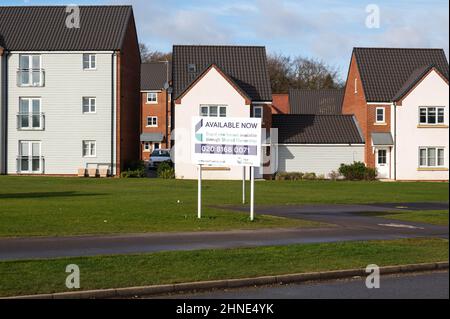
[191,116,262,167]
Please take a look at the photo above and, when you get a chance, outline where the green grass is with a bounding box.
[0,176,448,237]
[363,210,449,226]
[0,238,447,297]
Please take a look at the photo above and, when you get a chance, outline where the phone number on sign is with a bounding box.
[200,144,250,155]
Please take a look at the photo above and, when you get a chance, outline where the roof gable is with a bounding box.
[272,114,364,144]
[289,89,344,115]
[0,6,133,51]
[354,48,449,102]
[174,64,251,105]
[172,45,272,101]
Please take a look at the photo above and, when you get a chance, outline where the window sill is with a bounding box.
[417,124,448,128]
[146,126,158,128]
[417,167,448,171]
[374,122,387,126]
[146,102,158,105]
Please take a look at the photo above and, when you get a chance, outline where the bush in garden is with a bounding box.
[157,161,175,179]
[339,162,377,181]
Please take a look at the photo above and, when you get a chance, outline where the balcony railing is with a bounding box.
[16,156,45,174]
[17,113,45,130]
[17,69,45,87]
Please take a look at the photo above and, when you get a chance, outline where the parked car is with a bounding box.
[149,149,172,168]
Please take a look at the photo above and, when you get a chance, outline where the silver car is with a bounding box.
[149,149,172,168]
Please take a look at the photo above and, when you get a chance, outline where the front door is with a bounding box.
[376,148,390,179]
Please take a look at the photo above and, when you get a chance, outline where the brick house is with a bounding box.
[342,48,449,180]
[140,62,171,161]
[0,6,140,176]
[271,94,290,114]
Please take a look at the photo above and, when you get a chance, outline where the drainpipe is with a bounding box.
[393,102,397,180]
[0,47,7,175]
[111,52,117,176]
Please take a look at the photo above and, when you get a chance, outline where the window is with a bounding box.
[18,98,42,129]
[83,54,96,70]
[82,141,96,157]
[18,55,43,86]
[354,78,358,94]
[253,106,263,118]
[82,97,96,113]
[377,149,387,164]
[144,142,151,152]
[146,92,158,104]
[419,147,445,167]
[188,64,196,73]
[200,105,227,117]
[419,107,445,125]
[18,141,42,173]
[147,116,158,127]
[375,107,385,123]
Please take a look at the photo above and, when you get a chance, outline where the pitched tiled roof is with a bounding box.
[172,45,272,101]
[0,6,133,51]
[353,48,449,102]
[272,114,364,144]
[289,89,343,114]
[141,62,171,91]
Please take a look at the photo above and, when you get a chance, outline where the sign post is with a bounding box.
[191,116,262,221]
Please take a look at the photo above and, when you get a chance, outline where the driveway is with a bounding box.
[0,202,447,261]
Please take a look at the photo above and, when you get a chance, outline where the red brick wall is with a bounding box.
[140,90,170,161]
[117,15,141,174]
[271,94,289,114]
[366,104,391,167]
[342,53,371,166]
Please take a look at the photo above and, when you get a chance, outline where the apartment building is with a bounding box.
[140,62,171,161]
[0,5,140,176]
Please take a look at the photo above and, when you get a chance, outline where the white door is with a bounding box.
[376,148,390,179]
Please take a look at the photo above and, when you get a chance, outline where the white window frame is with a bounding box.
[19,54,43,87]
[375,107,385,123]
[143,142,151,152]
[82,97,96,114]
[419,106,445,125]
[146,92,158,104]
[18,140,42,173]
[199,105,227,117]
[82,140,96,158]
[18,97,43,130]
[377,149,387,165]
[419,147,445,168]
[83,54,97,70]
[253,106,263,119]
[146,116,158,127]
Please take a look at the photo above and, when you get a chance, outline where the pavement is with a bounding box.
[154,271,449,299]
[0,202,447,261]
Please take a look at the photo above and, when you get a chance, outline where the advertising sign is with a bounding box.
[191,116,262,167]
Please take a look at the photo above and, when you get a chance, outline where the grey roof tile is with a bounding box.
[353,48,449,102]
[0,6,133,51]
[172,45,272,101]
[141,62,171,91]
[289,88,344,114]
[272,114,364,144]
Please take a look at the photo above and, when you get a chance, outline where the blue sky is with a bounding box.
[4,0,449,79]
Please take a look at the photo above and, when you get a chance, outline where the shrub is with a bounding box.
[317,174,326,180]
[302,172,317,180]
[275,172,304,181]
[157,161,175,179]
[120,168,145,178]
[328,170,341,181]
[339,162,377,181]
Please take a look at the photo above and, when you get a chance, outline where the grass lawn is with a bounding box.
[362,210,449,226]
[0,238,447,297]
[0,176,448,237]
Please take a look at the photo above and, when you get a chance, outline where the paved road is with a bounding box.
[0,202,447,261]
[154,271,449,299]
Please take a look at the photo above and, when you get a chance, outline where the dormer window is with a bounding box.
[188,64,196,73]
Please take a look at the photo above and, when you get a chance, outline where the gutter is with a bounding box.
[393,101,397,180]
[0,48,8,175]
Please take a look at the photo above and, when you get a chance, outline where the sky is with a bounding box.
[3,0,449,80]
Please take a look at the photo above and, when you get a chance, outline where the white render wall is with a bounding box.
[0,53,4,174]
[395,70,449,180]
[277,144,365,176]
[174,67,251,180]
[7,52,116,175]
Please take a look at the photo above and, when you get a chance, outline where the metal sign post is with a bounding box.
[198,164,202,219]
[250,166,255,221]
[242,167,246,204]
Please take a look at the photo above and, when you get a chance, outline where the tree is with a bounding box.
[267,53,343,93]
[140,43,172,63]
